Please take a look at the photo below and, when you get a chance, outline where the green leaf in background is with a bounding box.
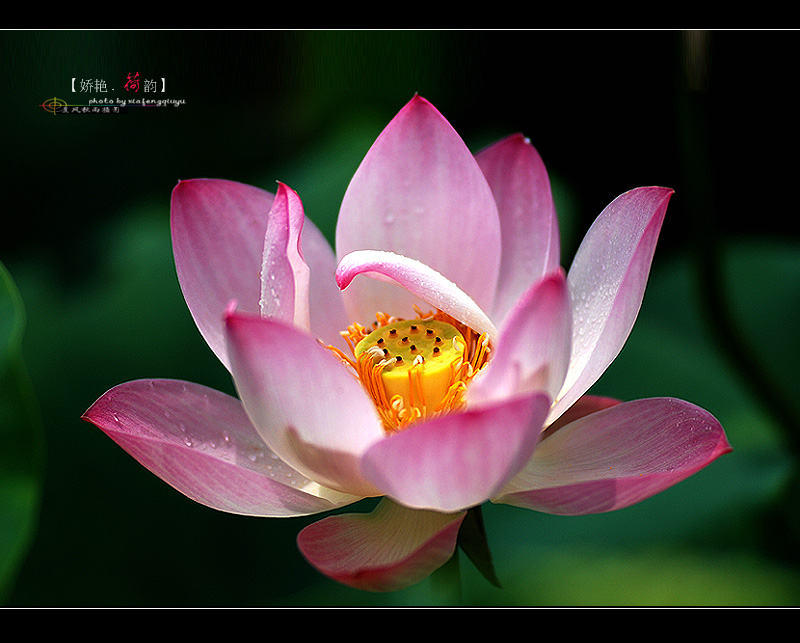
[0,261,44,604]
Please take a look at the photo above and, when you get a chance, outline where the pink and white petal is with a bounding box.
[82,379,360,517]
[494,397,732,515]
[259,182,311,331]
[225,311,385,497]
[475,134,560,325]
[171,179,341,370]
[541,394,621,439]
[336,250,498,344]
[171,179,274,370]
[361,393,551,513]
[300,216,350,351]
[297,498,466,592]
[469,271,571,406]
[550,187,673,424]
[335,95,502,322]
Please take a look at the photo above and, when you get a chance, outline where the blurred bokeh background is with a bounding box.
[1,29,799,606]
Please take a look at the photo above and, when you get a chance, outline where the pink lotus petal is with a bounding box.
[224,310,385,497]
[171,179,347,369]
[541,394,621,439]
[171,179,274,370]
[336,250,498,343]
[259,182,311,331]
[300,216,351,351]
[550,187,673,424]
[82,379,360,516]
[495,397,732,515]
[476,134,560,325]
[297,498,465,592]
[361,393,551,512]
[335,95,501,323]
[470,270,571,406]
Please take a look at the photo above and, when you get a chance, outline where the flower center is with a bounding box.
[327,309,491,433]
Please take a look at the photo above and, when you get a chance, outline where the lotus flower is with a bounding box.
[83,95,731,594]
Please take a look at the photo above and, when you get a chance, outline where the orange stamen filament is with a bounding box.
[325,308,491,433]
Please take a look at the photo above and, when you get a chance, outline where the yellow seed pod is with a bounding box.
[354,318,467,418]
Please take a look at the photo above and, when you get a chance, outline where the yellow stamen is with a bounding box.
[327,309,491,433]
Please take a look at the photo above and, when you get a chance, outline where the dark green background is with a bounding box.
[2,30,799,606]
